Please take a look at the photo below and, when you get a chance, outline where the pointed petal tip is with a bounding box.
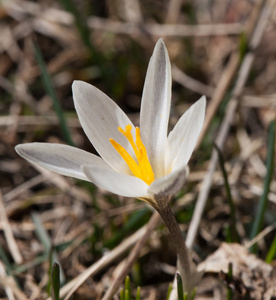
[72,80,89,92]
[72,79,80,88]
[15,142,105,182]
[198,95,207,106]
[14,144,20,152]
[140,38,171,177]
[156,38,164,46]
[154,38,167,53]
[193,95,206,114]
[14,143,44,162]
[72,80,106,101]
[15,143,32,157]
[14,145,21,157]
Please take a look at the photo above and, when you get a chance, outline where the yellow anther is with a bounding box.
[110,125,155,185]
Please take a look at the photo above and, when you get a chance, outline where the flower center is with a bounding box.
[110,124,155,185]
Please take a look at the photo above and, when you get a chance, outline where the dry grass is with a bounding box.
[0,0,276,299]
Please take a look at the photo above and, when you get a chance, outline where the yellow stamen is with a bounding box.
[110,124,155,185]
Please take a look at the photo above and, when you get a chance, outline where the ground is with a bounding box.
[0,0,276,299]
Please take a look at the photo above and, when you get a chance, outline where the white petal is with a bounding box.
[147,166,189,198]
[140,39,172,178]
[83,165,148,198]
[15,143,109,181]
[72,80,135,174]
[167,96,206,172]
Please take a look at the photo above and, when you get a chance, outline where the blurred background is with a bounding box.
[0,0,276,299]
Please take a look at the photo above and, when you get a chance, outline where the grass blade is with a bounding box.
[176,273,184,300]
[214,144,240,243]
[250,120,275,252]
[51,262,60,300]
[31,212,51,252]
[0,245,12,271]
[33,41,75,146]
[266,235,276,263]
[227,263,233,300]
[124,276,131,300]
[120,288,125,300]
[166,283,173,300]
[135,286,141,300]
[31,213,65,285]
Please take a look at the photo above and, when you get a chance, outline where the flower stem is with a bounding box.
[155,202,201,298]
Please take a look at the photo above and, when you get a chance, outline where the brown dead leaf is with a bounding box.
[199,243,276,299]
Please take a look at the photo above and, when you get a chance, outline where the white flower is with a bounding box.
[15,39,206,207]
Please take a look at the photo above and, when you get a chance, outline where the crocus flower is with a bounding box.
[15,39,205,208]
[16,39,206,297]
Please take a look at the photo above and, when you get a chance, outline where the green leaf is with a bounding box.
[250,120,275,252]
[135,286,141,300]
[266,235,276,263]
[227,263,233,300]
[177,273,184,300]
[51,262,60,300]
[166,283,173,300]
[215,144,240,243]
[31,212,51,252]
[124,290,130,300]
[120,288,125,300]
[124,276,131,300]
[31,213,65,289]
[239,32,248,60]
